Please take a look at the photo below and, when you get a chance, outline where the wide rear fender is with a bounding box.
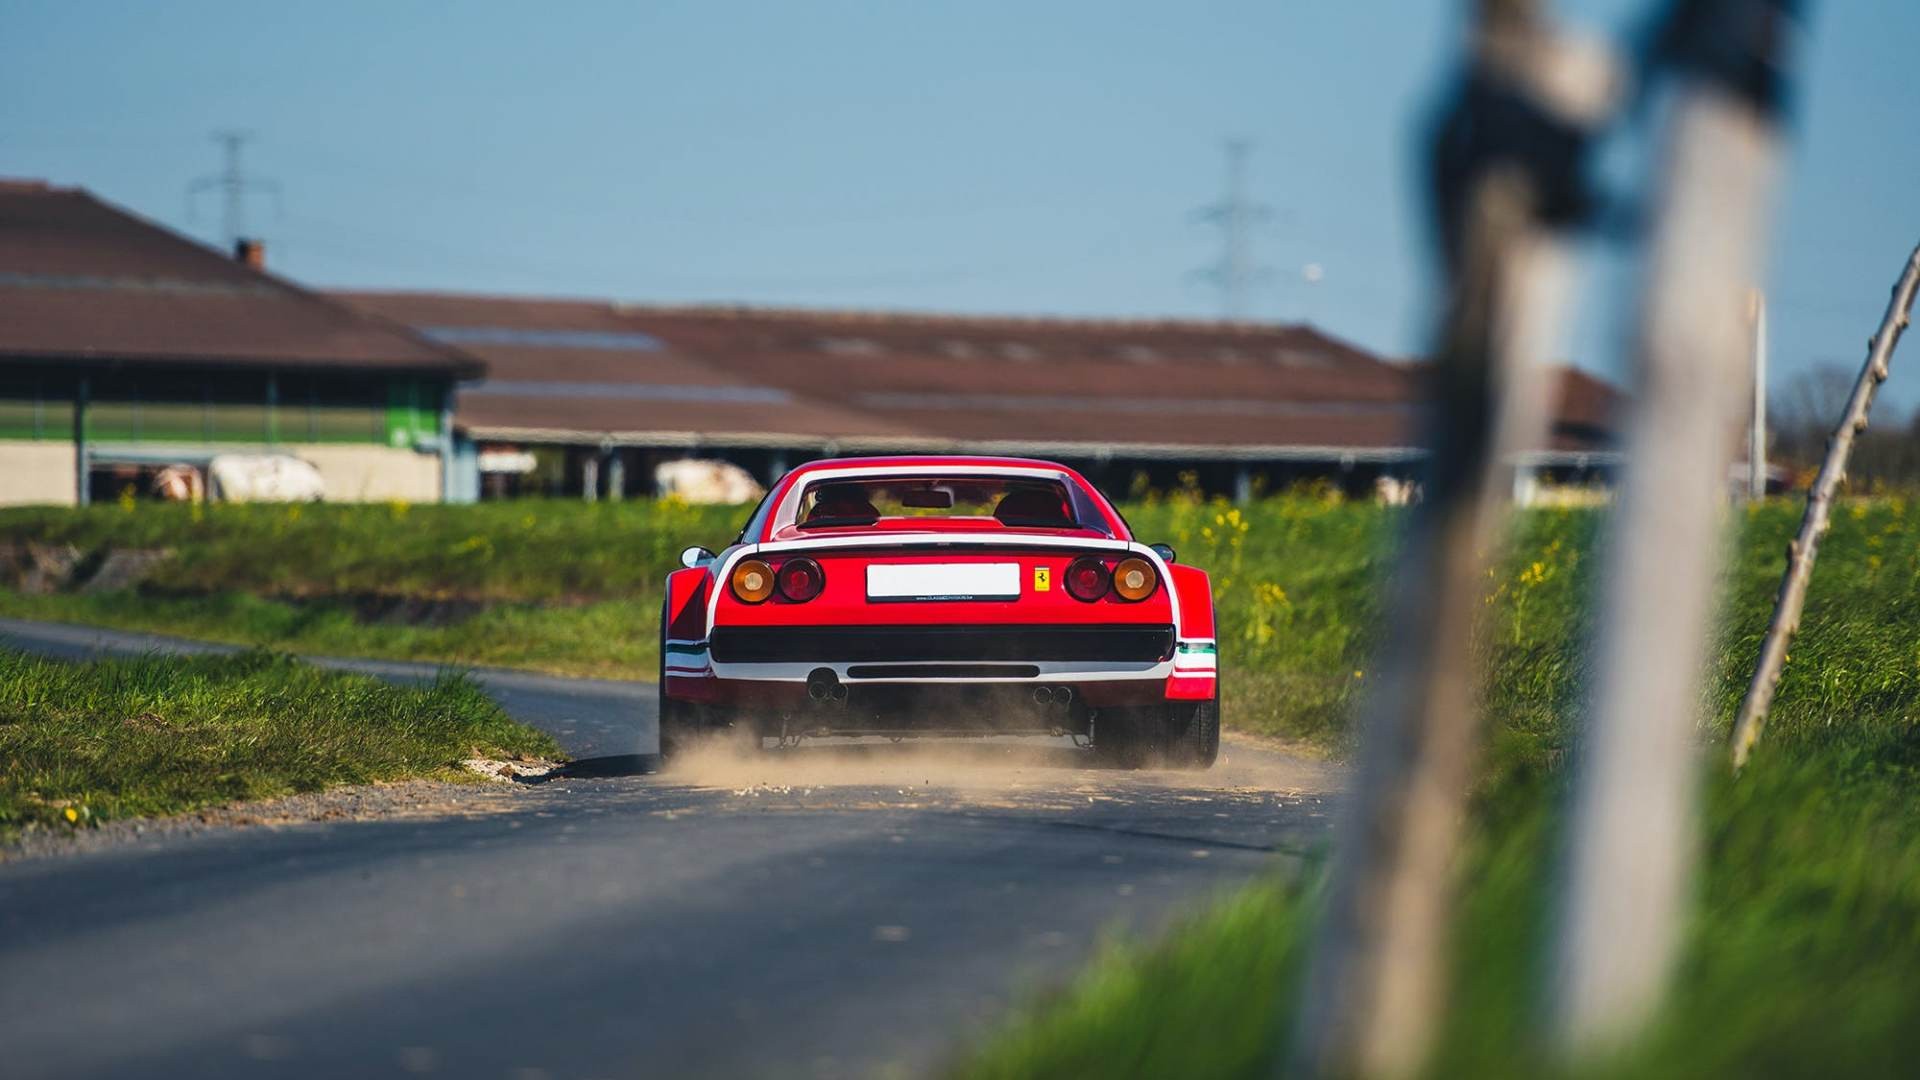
[1165,563,1217,701]
[665,566,711,640]
[1167,564,1215,640]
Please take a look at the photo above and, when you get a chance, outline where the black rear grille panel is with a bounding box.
[710,625,1175,664]
[845,663,1043,680]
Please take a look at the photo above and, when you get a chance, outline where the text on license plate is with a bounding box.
[866,562,1020,601]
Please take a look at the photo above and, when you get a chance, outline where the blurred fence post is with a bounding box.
[1728,242,1920,769]
[74,376,90,508]
[1551,0,1801,1057]
[1285,3,1613,1074]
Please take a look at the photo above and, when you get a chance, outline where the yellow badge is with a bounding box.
[1033,567,1051,592]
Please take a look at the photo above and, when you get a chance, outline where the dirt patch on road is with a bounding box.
[1,777,550,863]
[663,733,1341,807]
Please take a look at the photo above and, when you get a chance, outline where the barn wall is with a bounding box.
[287,444,442,503]
[0,440,77,506]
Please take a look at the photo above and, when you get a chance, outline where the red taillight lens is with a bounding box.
[776,557,825,602]
[1065,557,1111,602]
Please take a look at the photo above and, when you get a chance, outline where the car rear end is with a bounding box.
[705,540,1178,738]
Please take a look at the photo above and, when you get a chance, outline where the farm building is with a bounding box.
[0,178,1617,507]
[0,180,479,506]
[337,291,1620,501]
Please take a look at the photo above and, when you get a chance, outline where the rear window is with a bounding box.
[796,476,1080,529]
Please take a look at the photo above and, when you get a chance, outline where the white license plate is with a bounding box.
[866,562,1019,601]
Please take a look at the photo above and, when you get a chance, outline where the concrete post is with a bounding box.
[1512,462,1539,506]
[74,377,89,508]
[581,452,599,502]
[1749,289,1768,499]
[439,386,456,504]
[607,451,626,502]
[266,373,280,445]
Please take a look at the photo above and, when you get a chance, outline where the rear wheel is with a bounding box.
[1165,693,1220,770]
[656,600,695,766]
[1092,694,1219,771]
[656,601,760,768]
[1092,707,1163,769]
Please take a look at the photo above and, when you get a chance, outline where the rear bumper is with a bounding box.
[707,624,1176,665]
[666,626,1214,711]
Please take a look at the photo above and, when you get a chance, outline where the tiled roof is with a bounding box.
[0,182,478,376]
[341,291,1555,459]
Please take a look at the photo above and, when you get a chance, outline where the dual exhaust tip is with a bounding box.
[807,669,849,703]
[1031,685,1074,707]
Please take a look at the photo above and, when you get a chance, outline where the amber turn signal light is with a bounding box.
[731,558,776,603]
[1111,556,1157,601]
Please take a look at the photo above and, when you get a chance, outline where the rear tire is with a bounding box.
[656,600,694,767]
[1092,707,1162,769]
[1092,694,1219,771]
[1165,693,1220,770]
[657,600,760,768]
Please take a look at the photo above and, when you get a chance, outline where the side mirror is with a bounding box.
[1150,543,1177,564]
[680,545,716,569]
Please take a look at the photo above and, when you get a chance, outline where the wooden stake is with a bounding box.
[1728,242,1920,769]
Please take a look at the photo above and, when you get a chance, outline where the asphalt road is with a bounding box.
[0,618,1340,1080]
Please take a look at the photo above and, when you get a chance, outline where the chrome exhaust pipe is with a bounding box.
[1032,686,1056,706]
[807,668,841,703]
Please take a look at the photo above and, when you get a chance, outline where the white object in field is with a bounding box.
[1372,475,1422,506]
[477,450,538,474]
[653,459,765,504]
[207,454,326,503]
[866,562,1019,601]
[151,465,205,503]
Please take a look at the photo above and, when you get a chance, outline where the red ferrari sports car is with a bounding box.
[657,456,1219,768]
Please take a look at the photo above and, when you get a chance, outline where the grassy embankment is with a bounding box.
[0,496,1392,748]
[5,495,1916,1067]
[0,648,560,842]
[958,500,1920,1077]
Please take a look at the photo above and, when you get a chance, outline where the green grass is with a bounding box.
[8,495,1918,1068]
[0,648,560,840]
[0,498,741,679]
[0,495,1394,743]
[955,497,1920,1078]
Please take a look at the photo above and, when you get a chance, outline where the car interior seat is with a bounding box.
[992,487,1074,527]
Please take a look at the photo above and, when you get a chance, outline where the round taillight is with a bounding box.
[1112,557,1157,601]
[776,557,825,602]
[731,558,775,603]
[1065,557,1111,602]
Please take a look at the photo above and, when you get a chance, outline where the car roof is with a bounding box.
[781,454,1080,476]
[754,455,1128,542]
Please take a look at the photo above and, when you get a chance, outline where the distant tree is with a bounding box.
[1773,363,1920,487]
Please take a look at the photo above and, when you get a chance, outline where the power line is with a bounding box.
[187,130,282,251]
[1191,139,1273,321]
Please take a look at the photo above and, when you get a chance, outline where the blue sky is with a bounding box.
[4,1,1916,400]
